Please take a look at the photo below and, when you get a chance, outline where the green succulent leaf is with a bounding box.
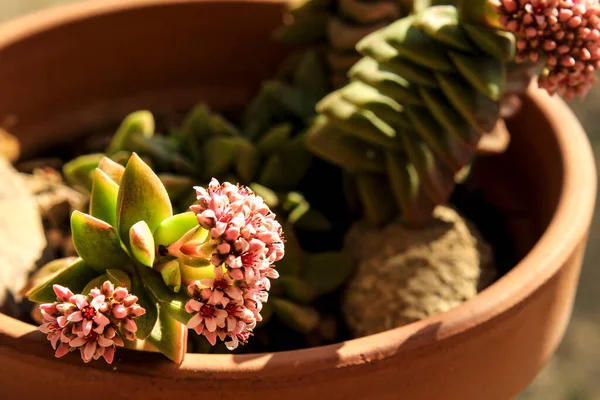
[258,134,313,189]
[249,183,279,209]
[98,157,125,185]
[131,275,158,340]
[234,140,260,184]
[203,137,240,178]
[305,117,386,173]
[302,252,355,296]
[117,153,173,248]
[463,23,515,61]
[138,267,192,325]
[107,269,132,289]
[287,200,331,232]
[448,52,506,101]
[89,169,119,228]
[257,124,293,156]
[82,274,110,295]
[278,276,317,304]
[63,153,104,192]
[271,298,320,334]
[355,172,398,227]
[129,221,156,267]
[70,211,131,272]
[19,257,79,297]
[107,111,155,155]
[26,259,99,303]
[153,212,202,246]
[146,306,188,364]
[416,6,475,52]
[155,260,182,293]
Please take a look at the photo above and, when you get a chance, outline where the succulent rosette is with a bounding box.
[25,153,284,364]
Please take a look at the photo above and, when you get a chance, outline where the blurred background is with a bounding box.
[0,1,598,398]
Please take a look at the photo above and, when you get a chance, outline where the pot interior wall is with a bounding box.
[0,0,288,158]
[0,0,561,267]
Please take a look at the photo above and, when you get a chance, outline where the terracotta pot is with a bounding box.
[0,1,596,399]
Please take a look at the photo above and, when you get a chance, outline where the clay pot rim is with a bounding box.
[0,0,596,380]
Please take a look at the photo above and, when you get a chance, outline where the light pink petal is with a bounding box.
[69,336,87,347]
[67,311,83,322]
[71,294,88,310]
[83,342,97,362]
[113,335,125,347]
[98,335,113,347]
[53,285,74,302]
[203,330,217,346]
[56,315,68,328]
[205,317,217,332]
[90,295,105,310]
[112,304,127,319]
[55,343,70,358]
[186,313,203,329]
[93,313,110,327]
[82,319,93,336]
[103,346,116,364]
[113,287,128,302]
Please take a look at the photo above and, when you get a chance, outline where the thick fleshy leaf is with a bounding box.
[82,274,110,295]
[305,117,386,173]
[155,260,182,292]
[131,274,158,340]
[62,153,104,192]
[357,30,400,62]
[129,221,156,267]
[404,106,472,172]
[278,276,316,305]
[417,6,475,52]
[419,88,481,147]
[71,211,131,272]
[385,151,434,227]
[19,257,78,297]
[257,124,293,156]
[271,298,320,334]
[234,140,260,184]
[383,16,455,72]
[258,137,313,189]
[106,111,155,155]
[203,137,239,179]
[138,267,192,325]
[318,93,400,148]
[117,153,173,248]
[146,306,188,364]
[153,212,203,246]
[26,259,99,303]
[399,128,456,205]
[98,157,125,185]
[355,172,398,227]
[436,73,500,133]
[448,52,505,101]
[89,169,119,228]
[463,24,515,61]
[348,57,424,106]
[302,252,355,296]
[107,269,132,289]
[292,49,329,100]
[380,57,438,88]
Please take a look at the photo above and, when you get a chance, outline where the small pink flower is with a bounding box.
[189,179,285,285]
[38,281,145,364]
[496,0,600,99]
[185,268,266,350]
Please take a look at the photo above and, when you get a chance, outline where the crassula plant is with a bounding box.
[24,153,285,363]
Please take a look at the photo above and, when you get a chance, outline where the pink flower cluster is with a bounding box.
[496,0,600,99]
[186,179,285,349]
[39,281,145,363]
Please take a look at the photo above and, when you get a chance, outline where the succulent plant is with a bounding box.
[24,153,287,364]
[275,0,414,87]
[59,53,354,344]
[303,4,525,227]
